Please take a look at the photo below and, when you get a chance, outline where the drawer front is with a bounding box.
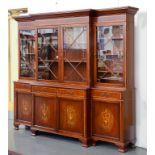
[15,83,31,92]
[92,90,121,100]
[58,88,85,97]
[32,86,57,94]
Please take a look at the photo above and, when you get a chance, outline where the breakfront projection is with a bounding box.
[14,6,138,152]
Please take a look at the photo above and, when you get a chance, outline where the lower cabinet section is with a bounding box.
[59,98,84,133]
[92,99,120,139]
[14,83,135,152]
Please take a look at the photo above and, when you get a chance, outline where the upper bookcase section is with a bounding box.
[14,6,138,22]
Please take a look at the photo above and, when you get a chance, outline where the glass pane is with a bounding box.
[20,30,36,78]
[38,28,58,80]
[63,26,87,82]
[96,25,124,83]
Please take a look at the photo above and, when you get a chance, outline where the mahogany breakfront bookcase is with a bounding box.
[13,6,138,152]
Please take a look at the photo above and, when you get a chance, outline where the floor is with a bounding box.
[8,114,147,155]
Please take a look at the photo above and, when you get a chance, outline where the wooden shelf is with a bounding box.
[97,37,123,40]
[38,43,58,45]
[20,38,35,41]
[111,37,123,40]
[21,53,35,55]
[38,60,58,62]
[64,60,86,63]
[98,70,108,73]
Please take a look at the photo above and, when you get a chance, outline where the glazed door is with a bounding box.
[62,26,87,82]
[92,99,120,139]
[95,24,125,85]
[19,30,36,79]
[37,28,59,81]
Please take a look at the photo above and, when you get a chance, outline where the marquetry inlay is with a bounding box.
[41,103,49,122]
[22,100,29,115]
[100,108,114,132]
[66,105,76,128]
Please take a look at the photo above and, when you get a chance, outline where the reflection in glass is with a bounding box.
[38,28,58,80]
[20,30,36,78]
[97,25,124,83]
[63,27,87,82]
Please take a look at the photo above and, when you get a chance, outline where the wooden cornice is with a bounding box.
[13,9,94,22]
[13,6,138,22]
[96,6,139,16]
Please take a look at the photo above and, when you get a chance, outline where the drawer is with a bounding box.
[32,86,57,94]
[92,90,121,100]
[14,83,31,92]
[58,88,85,97]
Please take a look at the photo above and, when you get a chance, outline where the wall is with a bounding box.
[8,0,147,149]
[8,16,18,111]
[135,11,147,149]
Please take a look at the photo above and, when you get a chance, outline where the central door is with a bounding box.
[59,98,84,134]
[63,25,87,82]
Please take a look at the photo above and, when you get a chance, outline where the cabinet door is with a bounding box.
[92,99,120,139]
[17,92,32,122]
[34,96,56,129]
[38,28,59,81]
[63,26,87,82]
[95,25,124,84]
[59,98,84,133]
[19,30,36,79]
